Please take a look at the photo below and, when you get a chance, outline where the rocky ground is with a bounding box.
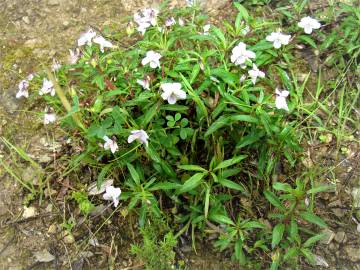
[0,0,359,269]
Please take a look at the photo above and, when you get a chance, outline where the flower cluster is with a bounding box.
[16,74,34,99]
[77,29,114,52]
[134,8,159,35]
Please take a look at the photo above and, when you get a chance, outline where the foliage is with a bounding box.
[16,1,359,268]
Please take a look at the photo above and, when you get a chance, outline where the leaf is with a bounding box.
[264,191,286,211]
[297,35,317,49]
[235,240,246,265]
[178,164,207,172]
[283,247,299,261]
[303,233,326,248]
[234,3,249,21]
[301,248,315,265]
[204,186,210,219]
[209,213,235,226]
[127,163,141,186]
[205,115,258,137]
[142,102,158,126]
[300,211,327,228]
[97,164,113,189]
[218,178,246,192]
[148,182,181,191]
[177,172,207,194]
[242,221,265,230]
[214,155,247,170]
[273,182,293,193]
[271,223,285,249]
[307,184,335,194]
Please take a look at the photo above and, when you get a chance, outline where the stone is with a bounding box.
[34,250,55,262]
[48,0,60,6]
[344,246,360,262]
[351,187,360,208]
[22,206,37,218]
[334,231,346,243]
[332,208,346,218]
[63,233,75,244]
[22,16,30,24]
[48,224,57,234]
[320,228,335,245]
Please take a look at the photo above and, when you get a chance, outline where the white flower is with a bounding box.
[27,74,34,81]
[103,136,119,154]
[39,78,55,96]
[266,32,291,49]
[68,48,80,64]
[134,8,159,34]
[52,59,61,71]
[44,113,56,125]
[103,185,121,207]
[137,76,150,90]
[77,29,96,46]
[127,130,149,146]
[93,36,114,52]
[160,82,186,104]
[186,0,195,6]
[230,42,256,68]
[240,74,247,82]
[298,16,321,34]
[141,51,162,69]
[241,25,250,35]
[178,18,185,26]
[248,64,265,84]
[203,24,211,35]
[157,26,164,33]
[275,88,290,111]
[16,80,29,99]
[165,17,176,27]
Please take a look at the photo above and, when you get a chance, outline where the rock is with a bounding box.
[344,246,360,262]
[22,16,30,24]
[48,224,57,234]
[22,206,37,218]
[351,187,360,208]
[332,208,346,218]
[357,223,360,233]
[334,231,346,243]
[320,228,335,244]
[24,39,38,49]
[34,250,55,262]
[48,0,60,6]
[62,232,75,244]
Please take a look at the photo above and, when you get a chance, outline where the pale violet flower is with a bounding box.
[68,48,80,64]
[103,185,121,207]
[77,29,96,46]
[141,51,162,69]
[186,0,195,6]
[51,59,61,71]
[248,64,265,84]
[16,80,29,99]
[27,74,34,81]
[266,32,291,49]
[241,25,250,35]
[134,8,159,35]
[275,88,290,111]
[203,24,211,35]
[137,76,150,90]
[161,82,186,104]
[165,17,176,27]
[230,42,256,68]
[39,78,55,96]
[128,130,149,146]
[240,74,247,83]
[298,16,321,34]
[103,136,118,154]
[93,36,114,52]
[44,113,56,125]
[178,18,185,26]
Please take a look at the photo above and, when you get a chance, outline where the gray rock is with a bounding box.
[334,231,346,243]
[352,187,360,208]
[344,246,360,262]
[22,16,30,24]
[48,0,60,6]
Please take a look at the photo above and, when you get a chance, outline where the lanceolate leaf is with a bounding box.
[264,191,286,211]
[214,155,247,170]
[271,223,285,249]
[177,172,207,194]
[300,211,327,228]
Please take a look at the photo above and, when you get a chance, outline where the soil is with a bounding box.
[0,0,359,270]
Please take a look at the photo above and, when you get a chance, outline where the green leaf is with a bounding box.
[303,233,326,248]
[97,163,113,189]
[214,155,247,170]
[300,211,327,228]
[271,223,285,249]
[283,247,299,261]
[127,163,141,186]
[307,184,335,194]
[235,240,246,265]
[234,3,249,21]
[297,35,317,49]
[218,178,246,192]
[148,182,181,191]
[264,191,286,211]
[178,164,207,172]
[177,172,207,194]
[142,102,158,126]
[204,186,210,219]
[273,182,293,193]
[300,248,315,265]
[242,221,265,230]
[205,115,258,137]
[209,213,235,226]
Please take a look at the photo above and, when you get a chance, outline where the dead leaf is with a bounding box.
[34,250,55,262]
